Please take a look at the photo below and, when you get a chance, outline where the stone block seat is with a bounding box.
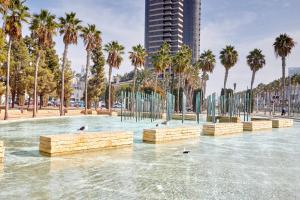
[243,121,272,131]
[39,131,133,156]
[203,123,243,136]
[143,126,200,143]
[207,116,241,123]
[272,118,293,128]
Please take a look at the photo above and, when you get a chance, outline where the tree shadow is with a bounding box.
[10,150,41,158]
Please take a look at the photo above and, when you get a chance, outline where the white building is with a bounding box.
[71,67,85,104]
[288,67,300,76]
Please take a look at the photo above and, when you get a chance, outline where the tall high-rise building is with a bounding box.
[145,0,201,67]
[183,0,201,63]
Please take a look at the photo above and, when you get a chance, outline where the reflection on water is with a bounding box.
[0,116,299,199]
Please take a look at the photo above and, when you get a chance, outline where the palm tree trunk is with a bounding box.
[4,38,12,120]
[40,94,43,109]
[33,50,41,118]
[84,50,91,114]
[131,66,138,112]
[250,70,256,92]
[282,56,286,110]
[108,66,112,112]
[11,66,17,109]
[223,68,229,96]
[177,74,180,113]
[223,68,229,115]
[203,71,207,97]
[163,70,166,95]
[132,66,138,95]
[154,73,158,93]
[60,44,68,116]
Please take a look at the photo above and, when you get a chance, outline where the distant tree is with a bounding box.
[30,9,57,117]
[59,12,81,115]
[10,38,31,108]
[247,49,266,92]
[0,29,6,98]
[55,60,74,108]
[220,45,238,99]
[104,41,124,111]
[173,45,192,112]
[3,0,29,120]
[273,33,296,109]
[86,45,106,109]
[129,44,147,95]
[80,24,101,113]
[196,50,216,97]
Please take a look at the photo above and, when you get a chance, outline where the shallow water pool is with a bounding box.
[0,116,299,199]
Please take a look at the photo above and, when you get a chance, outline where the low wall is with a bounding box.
[39,131,133,156]
[272,119,293,128]
[243,121,272,131]
[251,117,271,121]
[118,112,166,119]
[0,141,4,163]
[143,126,200,143]
[172,114,196,121]
[207,116,241,123]
[203,123,243,136]
[97,110,118,116]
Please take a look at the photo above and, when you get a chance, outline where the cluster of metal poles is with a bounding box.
[120,91,163,122]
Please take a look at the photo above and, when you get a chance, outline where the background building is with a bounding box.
[288,67,300,76]
[183,0,201,63]
[70,66,85,105]
[145,0,201,67]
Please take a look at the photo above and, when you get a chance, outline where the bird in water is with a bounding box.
[78,125,88,132]
[156,121,169,127]
[183,148,190,154]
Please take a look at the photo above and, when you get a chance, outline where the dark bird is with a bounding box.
[156,124,159,127]
[183,148,190,154]
[78,126,88,131]
[161,121,169,125]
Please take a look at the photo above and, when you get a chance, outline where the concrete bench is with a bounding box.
[143,126,200,143]
[243,121,272,131]
[251,117,271,121]
[203,123,243,136]
[172,114,197,121]
[207,116,241,123]
[39,131,133,156]
[272,119,293,128]
[0,141,4,163]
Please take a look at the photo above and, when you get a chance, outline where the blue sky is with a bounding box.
[25,0,300,94]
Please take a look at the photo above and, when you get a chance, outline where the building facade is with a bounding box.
[183,0,201,63]
[145,0,201,67]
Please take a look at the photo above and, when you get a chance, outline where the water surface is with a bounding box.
[0,116,299,199]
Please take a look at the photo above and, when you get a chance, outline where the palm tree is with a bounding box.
[247,49,266,92]
[220,45,238,98]
[151,42,172,94]
[197,50,216,97]
[80,24,101,114]
[30,10,57,118]
[152,53,162,93]
[273,34,296,109]
[129,44,147,95]
[3,0,29,120]
[159,42,172,93]
[59,12,81,116]
[173,45,192,112]
[104,41,124,112]
[0,0,10,29]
